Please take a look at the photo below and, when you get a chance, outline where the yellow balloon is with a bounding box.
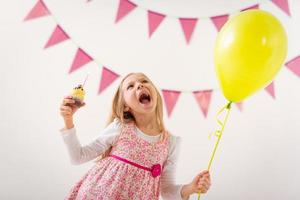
[214,10,287,102]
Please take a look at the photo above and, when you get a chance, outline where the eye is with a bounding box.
[141,79,148,83]
[127,84,133,90]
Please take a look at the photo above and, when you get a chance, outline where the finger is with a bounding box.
[202,170,209,176]
[198,185,209,191]
[202,178,210,185]
[63,98,75,106]
[60,106,73,112]
[201,176,210,185]
[196,173,204,181]
[203,180,211,191]
[203,172,210,178]
[198,176,207,183]
[204,175,211,182]
[198,170,209,177]
[202,181,209,190]
[201,188,207,194]
[64,95,73,99]
[197,181,204,189]
[60,110,72,116]
[203,170,210,175]
[203,175,211,183]
[193,174,202,183]
[201,174,210,182]
[60,105,72,111]
[200,178,210,189]
[198,179,210,189]
[197,185,207,194]
[60,107,72,113]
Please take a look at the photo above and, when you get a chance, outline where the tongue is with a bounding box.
[141,99,150,104]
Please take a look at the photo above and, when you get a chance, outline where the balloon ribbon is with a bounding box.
[198,101,232,200]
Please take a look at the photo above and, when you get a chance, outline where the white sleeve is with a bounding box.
[160,136,184,200]
[60,119,121,165]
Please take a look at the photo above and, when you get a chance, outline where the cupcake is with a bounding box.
[71,84,85,106]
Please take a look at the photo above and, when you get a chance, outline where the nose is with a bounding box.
[138,83,144,89]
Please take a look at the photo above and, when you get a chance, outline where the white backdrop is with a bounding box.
[1,0,300,199]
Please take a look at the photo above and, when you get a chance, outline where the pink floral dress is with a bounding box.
[65,123,169,200]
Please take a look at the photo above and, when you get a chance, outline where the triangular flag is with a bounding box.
[265,82,276,99]
[241,4,259,11]
[285,56,300,77]
[115,0,137,23]
[271,0,291,16]
[211,15,229,32]
[193,90,213,117]
[98,67,120,94]
[162,90,181,117]
[44,25,69,49]
[69,48,93,74]
[148,11,165,38]
[179,18,198,44]
[24,1,50,21]
[235,102,243,111]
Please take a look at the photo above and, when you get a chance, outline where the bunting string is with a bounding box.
[24,0,299,119]
[89,0,289,19]
[111,0,291,43]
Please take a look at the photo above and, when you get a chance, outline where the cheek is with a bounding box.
[123,94,130,104]
[151,93,158,104]
[123,92,136,105]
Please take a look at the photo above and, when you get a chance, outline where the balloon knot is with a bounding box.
[226,102,232,109]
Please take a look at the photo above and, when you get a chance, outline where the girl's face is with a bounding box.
[121,74,158,115]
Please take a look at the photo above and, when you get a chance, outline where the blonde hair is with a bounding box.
[95,73,168,161]
[107,72,165,132]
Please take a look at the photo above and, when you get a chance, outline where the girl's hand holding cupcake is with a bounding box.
[60,96,85,129]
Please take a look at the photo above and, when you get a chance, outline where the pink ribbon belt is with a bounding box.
[109,154,161,178]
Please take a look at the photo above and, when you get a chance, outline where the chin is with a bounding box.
[138,103,156,113]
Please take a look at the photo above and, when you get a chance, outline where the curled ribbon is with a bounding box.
[198,101,232,200]
[208,130,221,139]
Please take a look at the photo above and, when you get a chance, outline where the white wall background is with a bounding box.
[1,0,300,199]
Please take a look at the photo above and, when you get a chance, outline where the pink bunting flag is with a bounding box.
[211,15,229,32]
[98,67,120,94]
[179,18,198,44]
[193,90,213,118]
[69,48,93,74]
[115,0,137,23]
[265,82,276,99]
[271,0,291,16]
[285,56,300,77]
[235,102,243,111]
[44,25,69,49]
[24,0,50,21]
[148,11,165,38]
[162,90,181,117]
[241,4,259,11]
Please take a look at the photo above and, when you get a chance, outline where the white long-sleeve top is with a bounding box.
[60,119,185,200]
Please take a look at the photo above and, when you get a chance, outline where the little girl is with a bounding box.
[60,73,211,200]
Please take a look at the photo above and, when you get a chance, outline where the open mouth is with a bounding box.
[139,93,151,104]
